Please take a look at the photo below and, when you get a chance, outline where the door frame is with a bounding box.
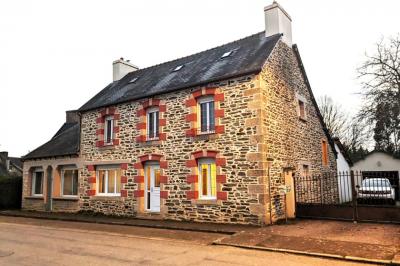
[283,169,296,219]
[144,161,161,213]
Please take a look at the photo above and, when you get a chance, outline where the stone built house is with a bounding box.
[0,151,22,177]
[22,2,337,225]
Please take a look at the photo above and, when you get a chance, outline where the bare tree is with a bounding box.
[318,96,369,160]
[358,35,400,153]
[318,96,348,140]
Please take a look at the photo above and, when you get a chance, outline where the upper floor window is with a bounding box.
[61,168,78,197]
[322,139,329,166]
[298,100,306,119]
[198,158,217,199]
[97,167,121,196]
[104,116,114,145]
[147,106,159,140]
[198,96,215,133]
[296,93,307,120]
[32,170,44,196]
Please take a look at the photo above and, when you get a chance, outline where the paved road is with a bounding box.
[0,216,370,266]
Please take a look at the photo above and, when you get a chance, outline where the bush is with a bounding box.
[0,176,22,209]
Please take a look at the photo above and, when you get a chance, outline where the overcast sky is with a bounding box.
[0,0,399,157]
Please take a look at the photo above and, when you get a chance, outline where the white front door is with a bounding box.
[145,162,160,212]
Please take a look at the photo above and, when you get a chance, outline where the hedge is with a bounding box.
[0,176,22,209]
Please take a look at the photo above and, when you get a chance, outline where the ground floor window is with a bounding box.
[61,169,78,196]
[198,158,217,199]
[32,170,44,196]
[97,167,121,196]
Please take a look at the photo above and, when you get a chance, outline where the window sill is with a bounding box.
[192,199,220,206]
[25,196,44,200]
[191,133,218,141]
[91,195,123,201]
[53,197,79,201]
[98,144,115,150]
[298,117,307,122]
[139,139,161,146]
[197,130,215,136]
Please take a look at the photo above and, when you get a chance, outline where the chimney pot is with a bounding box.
[264,1,292,46]
[66,110,80,123]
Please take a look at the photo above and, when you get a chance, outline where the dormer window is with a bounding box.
[221,51,233,59]
[173,65,184,72]
[129,77,138,83]
[198,96,215,133]
[147,106,159,140]
[104,116,114,145]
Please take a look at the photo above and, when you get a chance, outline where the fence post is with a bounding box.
[320,176,323,204]
[350,171,358,222]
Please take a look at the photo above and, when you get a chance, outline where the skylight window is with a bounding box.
[221,51,233,59]
[129,77,138,83]
[173,65,184,72]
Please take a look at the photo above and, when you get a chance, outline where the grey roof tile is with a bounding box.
[79,32,281,112]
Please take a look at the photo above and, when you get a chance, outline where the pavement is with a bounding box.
[0,216,367,266]
[1,210,399,265]
[0,210,252,234]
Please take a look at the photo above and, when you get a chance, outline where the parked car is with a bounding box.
[357,178,395,205]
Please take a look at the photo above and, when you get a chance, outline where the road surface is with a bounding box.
[0,216,370,266]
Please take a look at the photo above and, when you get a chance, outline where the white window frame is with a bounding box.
[198,158,217,200]
[96,168,121,196]
[104,116,114,145]
[146,106,159,140]
[32,170,44,196]
[61,168,79,198]
[197,96,215,134]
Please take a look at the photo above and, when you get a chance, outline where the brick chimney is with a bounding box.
[66,110,80,123]
[113,58,139,81]
[264,1,292,46]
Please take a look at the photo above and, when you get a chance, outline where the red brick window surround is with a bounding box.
[95,107,120,148]
[85,163,129,197]
[185,150,227,201]
[133,154,168,201]
[185,87,225,137]
[136,98,167,143]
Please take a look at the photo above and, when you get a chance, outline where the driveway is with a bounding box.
[216,219,400,263]
[0,216,365,266]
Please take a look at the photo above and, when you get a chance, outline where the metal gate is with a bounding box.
[294,171,400,223]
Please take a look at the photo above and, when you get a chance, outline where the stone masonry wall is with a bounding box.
[22,38,338,225]
[22,157,82,212]
[260,41,337,222]
[80,74,268,224]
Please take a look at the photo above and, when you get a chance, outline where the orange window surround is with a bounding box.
[322,140,328,166]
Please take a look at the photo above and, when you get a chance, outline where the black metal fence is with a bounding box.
[295,171,400,223]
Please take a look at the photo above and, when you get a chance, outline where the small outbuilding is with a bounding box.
[351,151,400,202]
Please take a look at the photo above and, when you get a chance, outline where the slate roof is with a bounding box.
[79,32,282,112]
[9,157,22,170]
[23,123,80,161]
